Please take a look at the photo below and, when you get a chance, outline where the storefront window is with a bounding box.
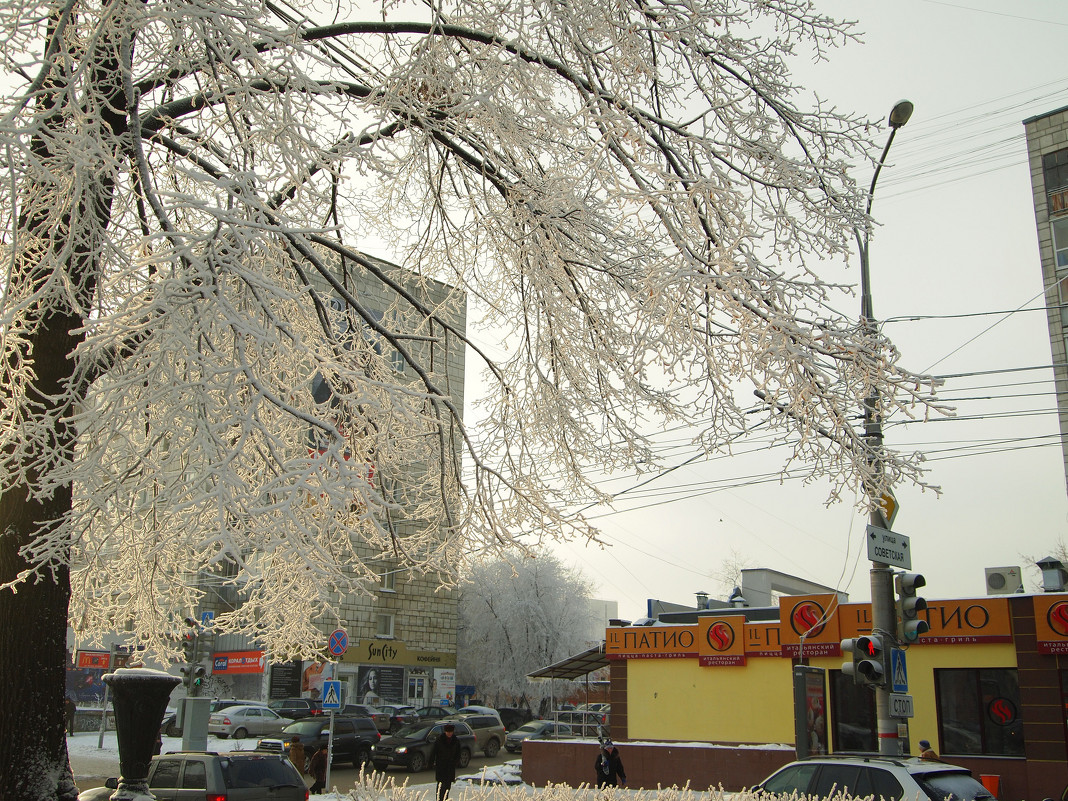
[830,670,876,752]
[935,668,1023,757]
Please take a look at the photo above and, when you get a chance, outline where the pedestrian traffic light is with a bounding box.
[895,572,930,643]
[841,634,887,687]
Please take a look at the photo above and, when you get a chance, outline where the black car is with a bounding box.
[77,751,305,801]
[268,697,323,720]
[414,705,459,722]
[257,715,381,767]
[371,720,475,773]
[497,707,534,731]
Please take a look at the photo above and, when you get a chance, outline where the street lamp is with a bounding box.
[857,99,913,757]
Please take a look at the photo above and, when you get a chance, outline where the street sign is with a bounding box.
[200,611,215,627]
[328,629,348,657]
[889,692,914,718]
[890,648,908,693]
[879,491,899,528]
[866,525,912,570]
[321,680,342,710]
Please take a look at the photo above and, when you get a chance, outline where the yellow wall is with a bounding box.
[628,657,795,743]
[627,641,1018,747]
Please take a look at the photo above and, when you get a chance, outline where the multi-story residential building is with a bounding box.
[1024,107,1068,494]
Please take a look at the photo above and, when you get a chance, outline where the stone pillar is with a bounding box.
[103,668,181,800]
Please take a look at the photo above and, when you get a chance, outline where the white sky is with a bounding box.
[534,0,1068,618]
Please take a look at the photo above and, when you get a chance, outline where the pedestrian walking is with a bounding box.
[308,744,328,794]
[432,723,463,801]
[289,735,306,775]
[64,696,77,736]
[918,739,939,760]
[595,741,626,788]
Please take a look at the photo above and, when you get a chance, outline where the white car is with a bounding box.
[208,704,293,739]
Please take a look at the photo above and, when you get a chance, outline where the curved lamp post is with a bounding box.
[858,99,913,757]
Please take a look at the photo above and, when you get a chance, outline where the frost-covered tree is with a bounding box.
[457,550,593,706]
[0,0,943,796]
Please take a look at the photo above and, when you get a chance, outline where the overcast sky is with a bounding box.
[538,0,1068,619]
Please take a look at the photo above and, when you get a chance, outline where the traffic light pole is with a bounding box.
[858,100,914,758]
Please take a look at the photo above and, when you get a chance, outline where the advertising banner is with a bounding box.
[698,617,746,666]
[779,595,842,657]
[1034,594,1068,653]
[606,624,699,659]
[358,665,405,704]
[212,650,265,674]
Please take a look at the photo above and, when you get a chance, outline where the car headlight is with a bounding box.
[395,746,408,754]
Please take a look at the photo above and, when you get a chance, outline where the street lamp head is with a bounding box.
[888,100,914,129]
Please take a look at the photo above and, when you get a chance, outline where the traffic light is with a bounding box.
[179,616,201,693]
[895,572,930,643]
[841,634,888,687]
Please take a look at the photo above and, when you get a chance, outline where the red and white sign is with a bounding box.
[212,650,265,674]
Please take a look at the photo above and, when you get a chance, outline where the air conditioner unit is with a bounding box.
[985,566,1023,595]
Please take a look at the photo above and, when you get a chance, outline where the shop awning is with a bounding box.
[527,642,607,680]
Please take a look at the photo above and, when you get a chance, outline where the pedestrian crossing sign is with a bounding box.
[891,648,908,693]
[322,680,342,710]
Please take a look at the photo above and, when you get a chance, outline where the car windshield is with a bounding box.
[283,721,323,736]
[917,771,996,801]
[515,722,542,733]
[394,724,434,739]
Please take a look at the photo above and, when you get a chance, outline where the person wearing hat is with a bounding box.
[433,723,462,801]
[595,740,626,788]
[308,743,328,793]
[289,734,306,775]
[918,739,939,760]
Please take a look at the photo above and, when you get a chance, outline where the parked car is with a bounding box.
[257,715,380,768]
[576,702,609,713]
[756,754,997,801]
[267,697,322,720]
[77,751,306,801]
[377,703,419,732]
[447,713,506,757]
[371,720,475,773]
[496,707,534,731]
[454,705,500,719]
[341,703,391,733]
[414,704,459,722]
[209,704,293,739]
[504,719,573,752]
[161,698,258,737]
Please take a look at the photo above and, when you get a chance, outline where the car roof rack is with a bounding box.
[801,753,908,767]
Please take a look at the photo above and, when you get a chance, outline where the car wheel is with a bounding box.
[408,752,426,773]
[356,746,371,768]
[484,738,500,758]
[458,748,471,768]
[232,727,247,740]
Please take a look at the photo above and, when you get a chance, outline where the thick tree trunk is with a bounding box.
[0,298,87,801]
[0,6,127,796]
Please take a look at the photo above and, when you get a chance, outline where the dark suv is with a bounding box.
[257,716,381,767]
[268,698,323,720]
[371,720,475,773]
[76,751,306,801]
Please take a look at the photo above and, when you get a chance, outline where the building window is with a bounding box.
[1043,148,1068,197]
[380,564,396,593]
[829,670,875,752]
[1053,217,1068,268]
[934,668,1024,757]
[376,613,395,638]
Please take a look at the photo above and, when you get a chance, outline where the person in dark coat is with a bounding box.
[64,696,77,736]
[308,744,328,793]
[595,741,626,788]
[432,723,463,801]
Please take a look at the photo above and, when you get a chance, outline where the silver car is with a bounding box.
[208,704,293,739]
